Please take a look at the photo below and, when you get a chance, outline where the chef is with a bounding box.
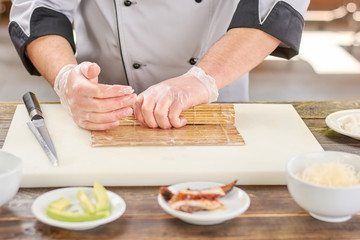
[9,0,310,130]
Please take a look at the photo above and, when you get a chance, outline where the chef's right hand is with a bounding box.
[54,62,136,130]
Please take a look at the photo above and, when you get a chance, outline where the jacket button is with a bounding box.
[189,58,198,65]
[124,0,132,6]
[195,0,202,2]
[133,63,141,69]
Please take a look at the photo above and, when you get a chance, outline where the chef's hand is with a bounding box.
[54,61,136,130]
[133,66,219,129]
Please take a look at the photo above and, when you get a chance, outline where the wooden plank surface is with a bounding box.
[1,186,360,240]
[0,102,17,149]
[1,100,360,239]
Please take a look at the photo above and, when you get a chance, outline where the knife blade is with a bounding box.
[23,92,58,167]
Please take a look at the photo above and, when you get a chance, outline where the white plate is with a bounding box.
[325,109,360,140]
[32,187,126,230]
[157,181,250,225]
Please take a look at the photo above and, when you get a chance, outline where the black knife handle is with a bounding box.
[23,92,43,120]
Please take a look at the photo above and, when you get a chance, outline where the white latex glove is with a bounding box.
[133,66,219,129]
[54,62,136,130]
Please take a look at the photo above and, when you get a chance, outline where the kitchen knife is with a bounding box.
[23,92,58,167]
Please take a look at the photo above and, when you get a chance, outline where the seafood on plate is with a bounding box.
[159,180,237,213]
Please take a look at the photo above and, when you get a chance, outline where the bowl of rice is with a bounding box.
[287,151,360,222]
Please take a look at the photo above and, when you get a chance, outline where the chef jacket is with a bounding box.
[9,0,310,102]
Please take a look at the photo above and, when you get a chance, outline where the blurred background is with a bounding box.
[0,0,359,102]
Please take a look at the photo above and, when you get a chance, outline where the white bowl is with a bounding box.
[0,150,22,207]
[32,187,126,230]
[325,109,360,140]
[287,151,360,223]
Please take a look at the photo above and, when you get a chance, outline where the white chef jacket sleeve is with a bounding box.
[8,0,77,75]
[228,0,310,59]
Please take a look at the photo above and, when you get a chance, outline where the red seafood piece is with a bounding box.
[169,187,226,203]
[174,179,237,200]
[170,199,224,213]
[221,179,237,193]
[159,186,174,201]
[160,180,237,202]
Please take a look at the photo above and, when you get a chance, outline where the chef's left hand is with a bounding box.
[133,71,218,129]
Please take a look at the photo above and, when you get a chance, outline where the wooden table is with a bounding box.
[1,101,360,239]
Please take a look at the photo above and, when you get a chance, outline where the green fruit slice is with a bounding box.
[77,190,96,214]
[46,207,110,222]
[93,180,110,212]
[48,197,71,211]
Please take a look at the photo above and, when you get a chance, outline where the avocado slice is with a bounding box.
[93,180,110,212]
[48,197,71,211]
[77,190,96,214]
[46,207,110,222]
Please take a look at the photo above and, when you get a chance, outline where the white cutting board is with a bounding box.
[3,104,323,187]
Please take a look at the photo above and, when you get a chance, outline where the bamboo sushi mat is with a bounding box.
[91,104,245,147]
